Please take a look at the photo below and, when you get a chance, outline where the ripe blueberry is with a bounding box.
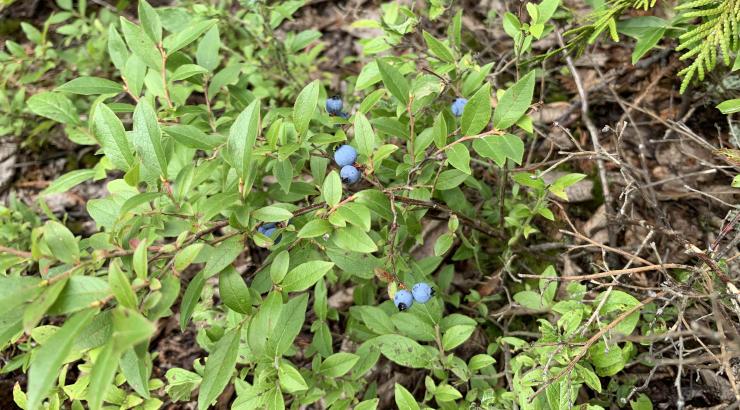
[339,111,350,119]
[394,289,414,311]
[411,283,435,303]
[326,96,343,116]
[451,98,468,117]
[334,144,357,167]
[258,223,281,244]
[340,165,360,184]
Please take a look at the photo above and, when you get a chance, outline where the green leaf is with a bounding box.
[334,225,378,253]
[108,260,138,309]
[23,279,68,332]
[280,261,334,292]
[133,99,168,179]
[107,26,129,70]
[298,219,332,238]
[435,384,463,402]
[355,306,395,334]
[119,17,162,71]
[55,77,124,95]
[472,133,524,166]
[119,192,164,217]
[270,250,290,284]
[219,266,251,314]
[320,353,360,377]
[27,92,80,125]
[120,347,150,398]
[355,399,379,410]
[442,324,475,351]
[179,271,205,331]
[41,169,96,196]
[422,31,454,63]
[360,89,386,114]
[48,276,109,315]
[391,312,436,341]
[446,144,471,174]
[87,340,121,410]
[227,100,261,180]
[630,393,653,410]
[435,169,469,190]
[493,71,535,130]
[171,64,209,81]
[196,26,221,71]
[132,240,148,280]
[138,0,162,44]
[372,334,433,368]
[253,206,293,222]
[434,232,454,256]
[163,124,224,150]
[632,27,665,64]
[461,83,491,136]
[394,383,420,410]
[717,99,740,114]
[165,368,201,402]
[354,112,376,157]
[93,103,135,171]
[43,220,79,264]
[278,361,308,393]
[201,236,244,279]
[433,112,448,148]
[197,327,240,410]
[336,203,371,232]
[164,19,217,54]
[576,363,602,393]
[247,291,283,357]
[377,59,409,106]
[323,171,342,207]
[269,293,308,356]
[293,80,319,137]
[468,354,496,371]
[111,307,155,348]
[27,309,96,410]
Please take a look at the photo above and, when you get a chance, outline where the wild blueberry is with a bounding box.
[334,144,357,167]
[411,282,435,303]
[451,98,468,117]
[339,111,350,119]
[326,96,343,116]
[258,223,281,244]
[394,289,414,311]
[340,165,360,184]
[257,223,276,235]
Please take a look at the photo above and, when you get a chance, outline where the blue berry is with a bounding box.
[258,223,281,244]
[257,223,276,235]
[394,289,413,311]
[326,96,343,116]
[340,165,360,184]
[411,283,435,303]
[451,98,468,117]
[334,145,357,167]
[339,111,350,119]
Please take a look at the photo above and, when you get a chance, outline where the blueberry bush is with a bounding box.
[1,1,740,409]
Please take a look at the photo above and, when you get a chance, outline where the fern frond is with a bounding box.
[677,0,740,93]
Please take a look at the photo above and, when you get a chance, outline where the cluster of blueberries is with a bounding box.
[334,145,360,184]
[393,282,435,311]
[257,223,281,244]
